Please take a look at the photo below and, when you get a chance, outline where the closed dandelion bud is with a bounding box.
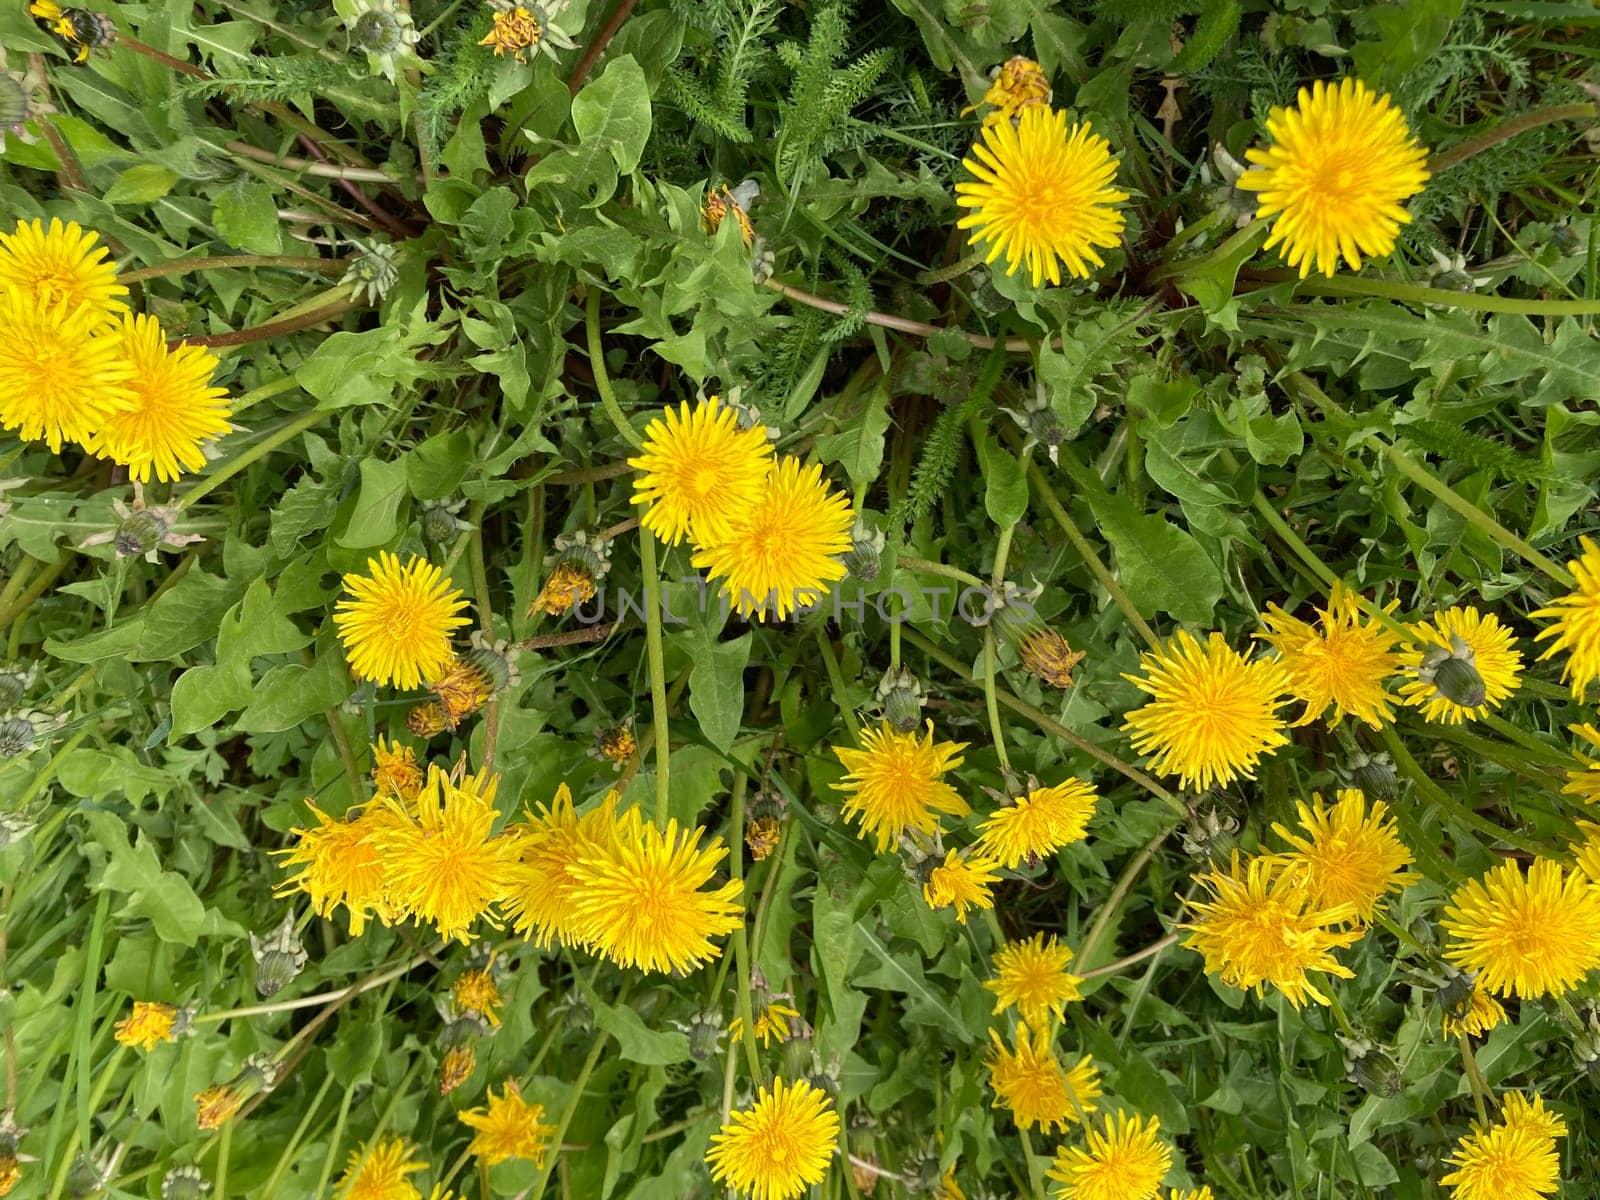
[406,700,449,738]
[0,663,34,710]
[1180,799,1239,863]
[193,1085,243,1131]
[0,716,35,758]
[342,240,400,305]
[1434,966,1477,1020]
[745,789,787,861]
[780,1015,815,1080]
[161,1165,209,1200]
[428,655,494,727]
[1337,750,1399,802]
[843,518,885,582]
[873,665,925,732]
[351,3,406,53]
[419,498,469,547]
[250,915,308,997]
[466,630,520,694]
[1549,222,1581,255]
[113,506,169,558]
[438,1040,476,1095]
[66,1155,105,1198]
[1018,628,1085,689]
[1341,1035,1401,1098]
[551,989,593,1033]
[681,1010,725,1062]
[1416,639,1487,710]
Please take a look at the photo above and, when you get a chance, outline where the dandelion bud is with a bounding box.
[1180,799,1239,863]
[745,789,787,861]
[250,914,308,998]
[66,1154,107,1198]
[1434,966,1477,1021]
[437,1041,476,1095]
[1549,222,1581,255]
[702,183,756,248]
[1417,638,1487,710]
[780,1014,815,1080]
[873,665,925,732]
[193,1085,244,1131]
[680,1010,725,1062]
[1337,750,1398,802]
[1018,628,1085,689]
[0,663,34,710]
[161,1165,209,1200]
[352,7,404,53]
[0,1114,22,1197]
[418,498,468,547]
[466,631,520,694]
[1340,1034,1401,1098]
[0,715,35,758]
[843,518,885,583]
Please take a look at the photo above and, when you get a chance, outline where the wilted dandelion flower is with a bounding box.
[706,1076,839,1200]
[1046,1112,1172,1200]
[1181,853,1362,1008]
[692,456,855,621]
[1238,78,1429,277]
[479,3,544,61]
[1561,723,1600,804]
[985,934,1084,1028]
[1257,585,1401,728]
[703,184,756,248]
[275,800,401,936]
[459,1081,555,1167]
[1441,857,1600,999]
[1019,628,1086,688]
[1399,606,1521,724]
[566,806,744,974]
[923,849,1000,923]
[955,106,1127,287]
[333,552,471,689]
[1272,789,1414,922]
[86,313,231,483]
[1532,537,1600,699]
[114,1001,177,1051]
[987,1026,1099,1133]
[503,784,619,948]
[1442,984,1507,1040]
[977,779,1097,869]
[0,217,126,319]
[374,766,517,943]
[371,736,422,800]
[193,1085,244,1131]
[427,654,494,728]
[967,55,1052,123]
[832,721,969,852]
[0,288,134,452]
[1441,1094,1564,1200]
[335,1134,426,1200]
[628,396,773,547]
[451,967,503,1028]
[1122,631,1292,792]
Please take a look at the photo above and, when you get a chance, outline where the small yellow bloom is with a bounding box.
[1533,536,1600,699]
[593,722,636,769]
[1441,984,1507,1040]
[333,552,471,690]
[985,934,1083,1028]
[1046,1111,1172,1200]
[1239,78,1429,278]
[1181,853,1361,1009]
[371,736,422,800]
[728,999,802,1048]
[478,5,541,60]
[531,560,597,616]
[1561,723,1600,805]
[987,1025,1100,1133]
[0,217,126,320]
[1399,606,1522,724]
[407,701,450,738]
[976,779,1096,869]
[452,967,503,1027]
[1271,789,1414,922]
[113,1000,178,1051]
[967,55,1052,123]
[832,721,969,852]
[438,1041,476,1096]
[1441,857,1600,999]
[702,184,755,248]
[923,849,999,924]
[334,1133,427,1200]
[955,106,1127,287]
[427,654,494,728]
[746,813,782,861]
[628,395,773,548]
[1257,585,1402,728]
[460,1081,556,1167]
[706,1076,840,1200]
[1122,631,1292,793]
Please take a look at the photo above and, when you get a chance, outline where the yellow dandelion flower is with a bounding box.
[1441,857,1600,999]
[987,1026,1100,1133]
[84,313,231,483]
[194,1085,244,1131]
[1271,789,1414,922]
[0,288,134,452]
[1238,78,1429,278]
[1399,606,1522,724]
[1500,1092,1566,1142]
[566,806,744,974]
[1122,631,1292,792]
[706,1076,840,1200]
[1257,585,1402,728]
[372,766,517,943]
[692,455,855,621]
[113,1001,177,1051]
[1441,1100,1564,1200]
[923,849,1000,923]
[966,55,1052,123]
[729,999,803,1048]
[832,721,969,852]
[0,217,126,320]
[0,1157,16,1197]
[628,395,774,547]
[452,967,503,1027]
[1533,537,1600,699]
[274,800,402,935]
[503,784,620,948]
[1441,985,1507,1040]
[335,1134,427,1200]
[459,1081,555,1167]
[985,934,1084,1028]
[333,552,470,690]
[371,736,422,800]
[594,722,637,769]
[1046,1112,1172,1200]
[977,779,1097,869]
[955,106,1128,287]
[1181,853,1362,1008]
[938,1167,966,1200]
[1571,821,1600,882]
[478,5,541,59]
[531,560,597,616]
[1562,723,1600,805]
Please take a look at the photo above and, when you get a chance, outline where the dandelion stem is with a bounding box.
[177,408,330,511]
[728,772,762,1082]
[1078,829,1174,969]
[195,952,425,1022]
[640,528,672,828]
[815,629,861,742]
[467,501,503,774]
[1431,101,1598,173]
[586,289,643,450]
[528,1034,609,1200]
[566,0,641,93]
[121,254,348,284]
[1457,1034,1491,1125]
[1260,272,1600,315]
[178,295,363,350]
[896,556,986,590]
[985,523,1016,777]
[1378,723,1546,858]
